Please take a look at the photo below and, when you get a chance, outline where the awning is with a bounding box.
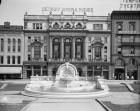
[0,67,22,74]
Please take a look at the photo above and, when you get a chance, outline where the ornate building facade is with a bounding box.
[0,22,24,79]
[23,13,112,79]
[111,11,140,80]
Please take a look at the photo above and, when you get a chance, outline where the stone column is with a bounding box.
[31,66,34,76]
[83,38,86,60]
[138,65,140,80]
[72,38,75,60]
[61,38,64,60]
[92,66,94,80]
[50,37,52,59]
[40,66,43,76]
[125,66,127,80]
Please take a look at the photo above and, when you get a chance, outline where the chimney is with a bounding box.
[4,22,10,28]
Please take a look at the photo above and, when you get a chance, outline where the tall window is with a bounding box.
[0,56,4,64]
[130,36,134,42]
[13,39,16,52]
[44,55,47,61]
[104,37,108,44]
[28,45,31,52]
[17,56,21,64]
[95,46,101,60]
[64,38,72,59]
[34,43,41,60]
[117,36,122,43]
[7,56,10,64]
[93,24,103,30]
[28,36,31,43]
[1,38,4,52]
[117,46,122,54]
[8,39,11,52]
[129,22,135,31]
[18,39,21,52]
[28,55,31,61]
[88,46,91,53]
[104,46,107,53]
[12,56,15,64]
[130,46,135,54]
[53,38,60,59]
[117,22,123,31]
[104,55,107,62]
[44,46,47,52]
[75,38,83,59]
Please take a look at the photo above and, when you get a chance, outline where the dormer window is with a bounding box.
[53,22,60,29]
[33,23,42,29]
[64,22,71,29]
[76,22,82,29]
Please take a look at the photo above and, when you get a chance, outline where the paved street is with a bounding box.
[0,80,140,111]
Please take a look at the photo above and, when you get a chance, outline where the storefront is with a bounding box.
[0,67,22,79]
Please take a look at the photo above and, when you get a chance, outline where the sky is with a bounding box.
[0,0,121,25]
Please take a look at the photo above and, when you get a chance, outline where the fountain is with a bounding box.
[22,62,110,98]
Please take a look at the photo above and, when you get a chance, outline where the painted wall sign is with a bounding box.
[120,0,140,10]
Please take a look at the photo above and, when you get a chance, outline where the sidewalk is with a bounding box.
[0,79,30,84]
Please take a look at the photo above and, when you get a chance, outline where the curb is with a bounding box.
[95,99,112,111]
[121,83,134,92]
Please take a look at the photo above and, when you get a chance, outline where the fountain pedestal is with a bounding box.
[22,62,110,98]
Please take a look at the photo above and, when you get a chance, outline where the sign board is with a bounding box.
[120,0,140,10]
[42,7,93,15]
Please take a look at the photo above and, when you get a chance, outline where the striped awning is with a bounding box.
[0,67,22,74]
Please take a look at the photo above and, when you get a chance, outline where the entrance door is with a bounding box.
[114,68,125,80]
[27,70,31,78]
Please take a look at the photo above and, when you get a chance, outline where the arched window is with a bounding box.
[95,46,101,60]
[53,38,60,59]
[18,39,21,52]
[8,39,11,52]
[64,38,72,59]
[13,38,16,52]
[1,38,4,52]
[129,59,137,66]
[115,59,124,66]
[75,38,83,59]
[104,46,107,53]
